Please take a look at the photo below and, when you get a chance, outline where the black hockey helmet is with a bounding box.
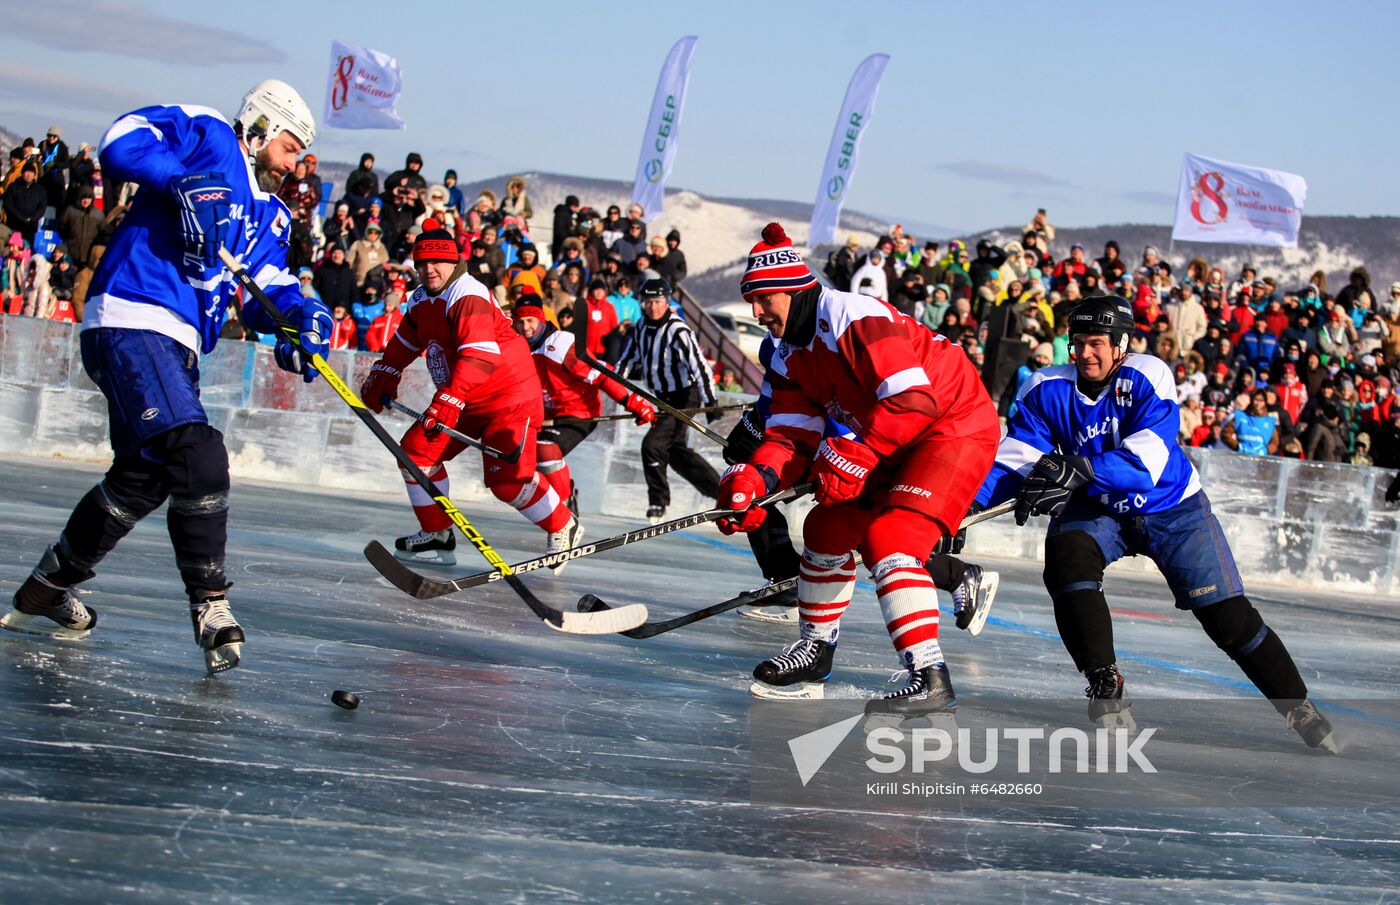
[1066,295,1135,353]
[639,277,672,301]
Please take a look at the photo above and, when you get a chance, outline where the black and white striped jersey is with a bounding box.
[619,313,717,406]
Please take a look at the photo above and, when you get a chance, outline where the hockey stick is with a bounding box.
[218,248,645,635]
[363,483,813,599]
[571,298,730,446]
[579,577,796,639]
[544,402,750,427]
[576,497,1018,639]
[385,398,525,464]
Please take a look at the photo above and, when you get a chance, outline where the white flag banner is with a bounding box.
[324,40,404,130]
[1171,152,1306,247]
[630,35,698,222]
[809,53,890,248]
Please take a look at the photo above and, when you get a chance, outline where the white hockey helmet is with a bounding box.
[235,79,315,163]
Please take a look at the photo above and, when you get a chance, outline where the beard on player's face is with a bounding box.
[254,148,283,192]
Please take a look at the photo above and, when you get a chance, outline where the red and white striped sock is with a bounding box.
[873,554,943,669]
[402,463,452,532]
[501,472,572,533]
[537,442,573,500]
[797,550,856,643]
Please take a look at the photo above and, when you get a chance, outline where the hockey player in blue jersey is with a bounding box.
[975,296,1335,750]
[1,81,330,675]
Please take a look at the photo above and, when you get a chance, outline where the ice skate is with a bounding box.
[546,517,584,575]
[1085,664,1136,732]
[191,592,244,675]
[749,637,835,700]
[953,565,999,636]
[1,545,98,639]
[738,585,798,624]
[863,663,958,733]
[394,528,457,565]
[565,483,580,520]
[646,505,666,525]
[1285,699,1338,753]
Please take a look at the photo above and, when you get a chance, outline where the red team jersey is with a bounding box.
[383,268,540,416]
[329,315,357,351]
[529,327,631,420]
[363,308,404,353]
[757,287,998,478]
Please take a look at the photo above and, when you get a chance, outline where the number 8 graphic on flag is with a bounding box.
[330,54,354,111]
[1190,171,1228,225]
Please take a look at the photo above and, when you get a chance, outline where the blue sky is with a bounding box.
[3,1,1394,234]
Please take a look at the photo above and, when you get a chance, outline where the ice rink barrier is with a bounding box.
[3,316,1396,595]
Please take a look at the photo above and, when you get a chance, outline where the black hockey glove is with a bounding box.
[1387,471,1400,505]
[722,409,766,465]
[932,502,983,556]
[1015,454,1094,526]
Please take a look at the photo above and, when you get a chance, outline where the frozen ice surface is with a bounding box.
[0,457,1397,904]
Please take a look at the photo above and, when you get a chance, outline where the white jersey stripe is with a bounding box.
[876,366,930,400]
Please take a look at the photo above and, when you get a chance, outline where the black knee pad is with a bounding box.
[157,423,231,593]
[1193,595,1266,657]
[158,423,231,500]
[1043,531,1106,601]
[1194,595,1306,706]
[58,456,169,572]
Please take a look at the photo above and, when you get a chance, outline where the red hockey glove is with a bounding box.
[624,393,656,425]
[359,362,402,414]
[715,464,770,535]
[422,388,467,436]
[812,436,879,506]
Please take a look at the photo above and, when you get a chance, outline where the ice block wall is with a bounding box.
[3,316,1396,594]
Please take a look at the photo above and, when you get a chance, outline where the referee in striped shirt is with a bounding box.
[621,279,721,522]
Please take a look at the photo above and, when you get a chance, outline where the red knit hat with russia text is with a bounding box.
[740,222,818,301]
[413,219,458,264]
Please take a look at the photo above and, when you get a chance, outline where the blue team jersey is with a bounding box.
[85,104,303,354]
[1231,410,1277,456]
[976,354,1201,516]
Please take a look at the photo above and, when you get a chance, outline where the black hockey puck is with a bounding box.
[331,690,360,710]
[577,594,611,614]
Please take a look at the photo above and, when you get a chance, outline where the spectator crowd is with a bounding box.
[821,209,1400,471]
[4,126,1399,473]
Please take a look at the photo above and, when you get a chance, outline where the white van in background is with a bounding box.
[706,301,767,363]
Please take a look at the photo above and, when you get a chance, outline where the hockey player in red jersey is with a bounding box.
[511,300,655,522]
[717,223,1001,721]
[359,220,579,567]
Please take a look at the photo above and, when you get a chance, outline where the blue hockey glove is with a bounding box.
[170,173,233,269]
[273,298,333,383]
[1014,454,1094,525]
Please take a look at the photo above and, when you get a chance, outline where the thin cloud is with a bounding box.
[933,160,1072,189]
[1119,189,1176,207]
[0,62,146,113]
[11,0,285,65]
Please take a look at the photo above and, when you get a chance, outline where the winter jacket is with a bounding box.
[58,203,103,267]
[348,237,388,287]
[313,260,356,311]
[1237,330,1279,372]
[499,178,533,223]
[1164,297,1207,356]
[653,248,687,288]
[346,156,379,198]
[3,180,46,233]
